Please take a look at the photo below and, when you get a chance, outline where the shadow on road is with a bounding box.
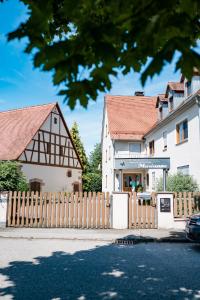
[0,240,200,300]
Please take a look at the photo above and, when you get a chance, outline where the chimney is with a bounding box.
[134,91,144,96]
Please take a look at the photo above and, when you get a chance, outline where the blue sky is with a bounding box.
[0,0,181,154]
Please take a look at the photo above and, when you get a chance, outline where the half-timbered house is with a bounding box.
[0,103,83,192]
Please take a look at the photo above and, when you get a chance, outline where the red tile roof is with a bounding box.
[105,95,157,140]
[0,103,56,160]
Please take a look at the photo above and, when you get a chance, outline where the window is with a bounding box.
[109,145,111,160]
[105,150,107,163]
[149,140,155,155]
[54,117,57,124]
[59,145,64,156]
[30,181,41,192]
[169,96,174,112]
[163,131,167,150]
[152,172,155,190]
[105,175,107,188]
[47,142,51,154]
[105,124,107,137]
[129,143,141,154]
[176,119,188,144]
[177,165,189,175]
[67,170,72,177]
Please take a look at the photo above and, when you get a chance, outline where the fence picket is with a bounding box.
[52,193,56,227]
[16,191,21,226]
[183,192,187,218]
[57,192,61,228]
[43,193,47,227]
[88,192,92,228]
[97,192,101,228]
[7,191,12,227]
[179,192,183,218]
[75,192,78,228]
[47,192,52,227]
[102,193,105,228]
[188,192,192,216]
[39,192,43,227]
[78,192,82,228]
[83,192,87,228]
[174,192,178,217]
[25,191,30,227]
[61,192,65,227]
[93,192,96,228]
[70,193,74,227]
[21,191,25,227]
[65,193,69,227]
[106,192,110,228]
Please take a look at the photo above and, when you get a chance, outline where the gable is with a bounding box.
[19,104,82,169]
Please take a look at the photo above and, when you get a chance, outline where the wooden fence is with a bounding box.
[7,191,110,228]
[128,192,157,229]
[174,192,200,218]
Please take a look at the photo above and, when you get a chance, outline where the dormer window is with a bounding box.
[169,96,174,112]
[54,117,58,124]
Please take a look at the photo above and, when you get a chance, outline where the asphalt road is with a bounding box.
[0,238,199,300]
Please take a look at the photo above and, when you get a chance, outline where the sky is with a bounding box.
[0,0,181,154]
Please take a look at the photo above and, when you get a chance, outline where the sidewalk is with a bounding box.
[0,227,187,243]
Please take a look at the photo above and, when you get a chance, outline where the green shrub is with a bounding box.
[156,173,199,192]
[82,173,102,192]
[0,161,28,192]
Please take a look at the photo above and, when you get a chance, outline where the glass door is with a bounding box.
[123,173,142,192]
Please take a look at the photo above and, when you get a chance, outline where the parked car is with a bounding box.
[186,214,200,242]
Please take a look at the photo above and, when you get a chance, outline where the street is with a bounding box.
[0,238,200,300]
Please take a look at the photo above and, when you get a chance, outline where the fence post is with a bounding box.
[157,192,174,229]
[112,192,128,229]
[0,192,8,228]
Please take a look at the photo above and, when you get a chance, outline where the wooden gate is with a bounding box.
[7,191,110,228]
[128,192,157,229]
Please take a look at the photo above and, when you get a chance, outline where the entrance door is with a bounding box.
[123,173,142,192]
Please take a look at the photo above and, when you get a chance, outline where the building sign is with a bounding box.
[160,198,171,212]
[114,157,170,170]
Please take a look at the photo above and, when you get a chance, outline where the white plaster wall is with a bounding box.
[21,163,82,192]
[145,102,200,189]
[102,109,114,193]
[192,76,200,94]
[173,92,185,110]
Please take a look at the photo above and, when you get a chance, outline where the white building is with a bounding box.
[102,74,200,193]
[0,103,83,192]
